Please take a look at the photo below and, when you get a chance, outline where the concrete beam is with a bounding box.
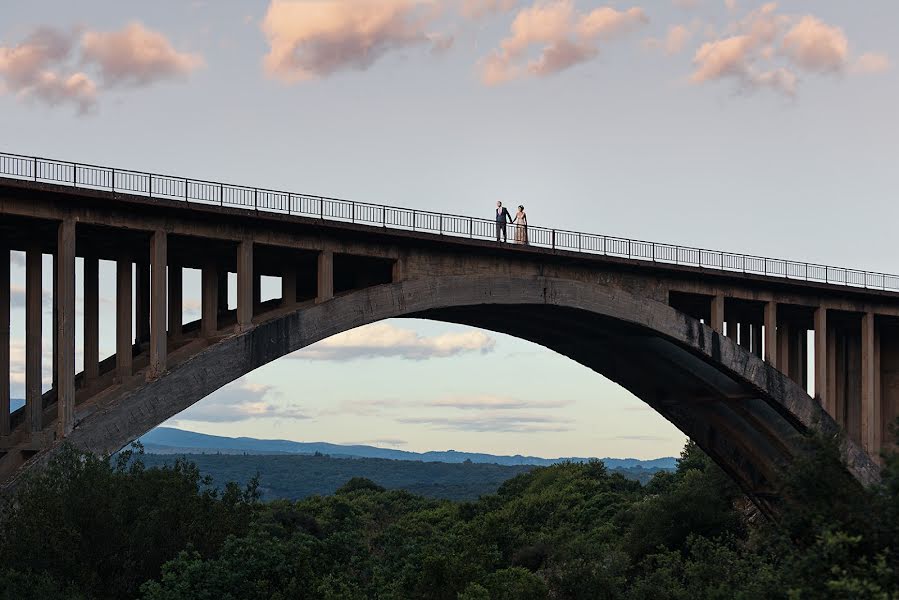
[83,256,99,384]
[237,241,253,331]
[710,295,724,334]
[56,219,76,437]
[116,259,133,380]
[25,247,42,433]
[861,312,880,454]
[201,263,218,337]
[149,230,167,378]
[168,265,182,338]
[764,302,777,366]
[317,251,334,303]
[0,248,9,437]
[814,307,828,410]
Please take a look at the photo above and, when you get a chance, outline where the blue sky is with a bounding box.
[2,1,896,458]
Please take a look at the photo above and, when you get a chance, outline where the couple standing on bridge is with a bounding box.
[496,201,528,245]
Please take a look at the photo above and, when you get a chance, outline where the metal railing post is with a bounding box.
[254,188,258,211]
[469,217,472,238]
[184,179,188,202]
[111,168,115,192]
[220,184,224,206]
[551,229,555,250]
[382,206,386,227]
[352,202,355,223]
[33,157,37,181]
[73,163,77,186]
[320,197,324,219]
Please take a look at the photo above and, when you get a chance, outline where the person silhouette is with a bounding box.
[495,201,512,242]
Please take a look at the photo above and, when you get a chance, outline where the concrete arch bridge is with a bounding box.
[0,154,896,515]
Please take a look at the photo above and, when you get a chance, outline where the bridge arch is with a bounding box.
[19,275,880,512]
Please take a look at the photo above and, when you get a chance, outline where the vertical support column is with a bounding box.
[764,302,777,366]
[0,248,9,437]
[237,241,254,332]
[168,265,182,338]
[827,322,837,418]
[739,323,751,350]
[282,265,297,308]
[83,256,99,385]
[777,320,791,373]
[392,258,405,284]
[814,307,828,410]
[135,261,150,346]
[316,250,334,303]
[25,247,42,433]
[201,263,218,337]
[861,312,880,454]
[116,258,133,380]
[751,324,763,358]
[56,219,76,437]
[710,295,724,335]
[149,231,167,378]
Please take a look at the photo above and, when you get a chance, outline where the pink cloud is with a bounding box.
[261,0,446,83]
[852,52,891,75]
[645,24,692,55]
[460,0,517,20]
[781,16,847,73]
[81,22,204,87]
[480,1,648,85]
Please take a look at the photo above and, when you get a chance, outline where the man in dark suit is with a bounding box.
[495,201,512,242]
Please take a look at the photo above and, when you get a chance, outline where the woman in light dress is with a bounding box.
[513,205,528,245]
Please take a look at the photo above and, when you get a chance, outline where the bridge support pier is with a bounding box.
[0,247,9,437]
[149,231,167,379]
[764,302,777,366]
[237,241,253,331]
[201,263,219,337]
[710,295,724,334]
[317,251,333,303]
[861,312,881,454]
[815,307,828,409]
[116,258,133,380]
[56,219,75,437]
[282,266,297,308]
[135,262,150,347]
[168,265,182,338]
[83,257,99,386]
[25,247,42,433]
[751,323,763,358]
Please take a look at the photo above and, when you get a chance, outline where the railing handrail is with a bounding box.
[1,150,896,292]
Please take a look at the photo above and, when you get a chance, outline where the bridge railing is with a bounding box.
[2,150,898,292]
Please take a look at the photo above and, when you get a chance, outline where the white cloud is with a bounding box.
[399,412,573,432]
[81,22,204,87]
[479,1,648,85]
[176,382,310,423]
[261,0,447,83]
[429,395,571,410]
[292,322,495,361]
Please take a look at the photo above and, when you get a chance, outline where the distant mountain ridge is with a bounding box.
[139,427,677,470]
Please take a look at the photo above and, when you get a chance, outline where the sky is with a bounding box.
[2,0,897,459]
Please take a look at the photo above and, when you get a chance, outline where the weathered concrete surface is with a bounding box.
[2,276,879,515]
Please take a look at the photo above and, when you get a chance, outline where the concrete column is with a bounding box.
[201,263,218,337]
[83,256,99,384]
[317,251,334,303]
[0,248,9,437]
[135,262,150,346]
[827,323,837,418]
[861,313,880,454]
[776,320,791,373]
[764,302,777,366]
[25,247,42,433]
[237,241,253,331]
[739,323,751,350]
[56,219,76,437]
[282,266,297,308]
[392,258,405,284]
[710,295,724,335]
[116,259,133,380]
[751,324,763,358]
[814,307,828,409]
[168,265,182,338]
[149,231,167,378]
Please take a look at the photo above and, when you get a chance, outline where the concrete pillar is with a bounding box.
[83,256,99,385]
[282,266,297,308]
[149,231,167,378]
[201,263,218,337]
[814,307,828,410]
[827,322,837,418]
[392,258,405,284]
[317,251,334,303]
[751,323,763,358]
[0,248,9,437]
[56,219,76,437]
[116,259,133,380]
[168,265,182,338]
[764,302,777,366]
[739,323,751,350]
[25,247,42,433]
[135,262,150,346]
[237,241,253,331]
[861,313,880,454]
[776,320,790,373]
[710,295,724,335]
